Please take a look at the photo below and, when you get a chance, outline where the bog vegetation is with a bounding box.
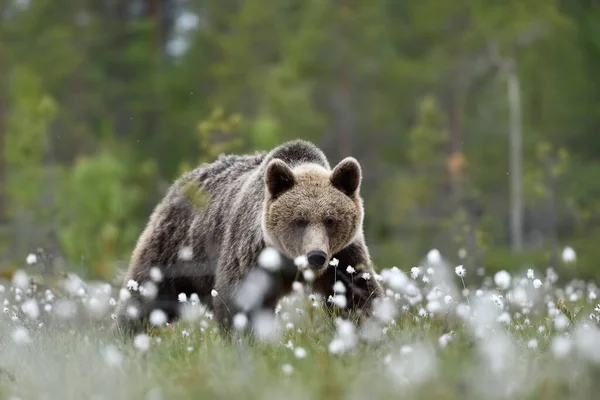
[2,248,600,399]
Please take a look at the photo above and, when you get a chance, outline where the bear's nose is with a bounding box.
[307,250,327,268]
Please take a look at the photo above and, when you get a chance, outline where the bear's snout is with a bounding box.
[307,250,327,269]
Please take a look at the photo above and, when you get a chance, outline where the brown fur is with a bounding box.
[114,140,383,333]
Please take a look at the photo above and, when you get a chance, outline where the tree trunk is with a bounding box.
[507,61,524,252]
[0,94,5,224]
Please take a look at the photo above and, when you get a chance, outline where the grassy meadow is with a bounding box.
[1,249,600,400]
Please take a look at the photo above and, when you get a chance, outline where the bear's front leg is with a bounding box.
[313,241,384,322]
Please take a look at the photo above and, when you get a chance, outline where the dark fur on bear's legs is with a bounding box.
[312,241,384,322]
[211,253,301,332]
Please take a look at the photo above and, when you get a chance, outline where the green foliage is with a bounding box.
[56,152,155,279]
[1,0,600,283]
[4,65,58,220]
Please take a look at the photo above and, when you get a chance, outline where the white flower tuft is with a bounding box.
[102,345,123,367]
[21,299,40,320]
[134,334,151,351]
[233,313,248,331]
[333,281,346,294]
[258,247,282,271]
[150,267,163,283]
[426,249,442,264]
[281,364,294,375]
[178,246,193,261]
[149,309,168,326]
[294,347,307,359]
[11,327,32,345]
[26,253,38,265]
[12,270,30,290]
[562,246,576,264]
[494,270,511,290]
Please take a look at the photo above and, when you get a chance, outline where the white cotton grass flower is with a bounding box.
[494,270,511,290]
[12,270,30,291]
[26,253,38,265]
[527,339,538,350]
[554,314,570,331]
[86,295,111,319]
[332,295,347,309]
[562,246,576,264]
[294,347,307,359]
[140,282,158,300]
[438,332,453,348]
[126,305,140,319]
[251,310,280,343]
[410,267,420,279]
[281,364,294,375]
[102,345,123,367]
[426,249,442,264]
[180,302,207,322]
[333,281,346,294]
[329,258,339,267]
[21,298,40,320]
[551,335,572,359]
[328,318,358,355]
[386,342,438,388]
[346,266,355,274]
[119,288,131,302]
[178,293,188,303]
[533,279,543,289]
[573,323,600,364]
[126,279,139,292]
[150,267,163,283]
[381,268,409,293]
[373,297,398,323]
[53,299,77,320]
[527,269,535,280]
[211,290,218,297]
[234,269,271,312]
[455,265,466,278]
[233,313,248,331]
[149,309,168,326]
[178,246,193,261]
[303,269,315,283]
[258,247,282,271]
[294,255,308,269]
[359,319,385,343]
[134,334,152,351]
[11,327,32,345]
[292,281,303,294]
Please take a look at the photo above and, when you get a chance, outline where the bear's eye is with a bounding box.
[324,217,336,228]
[294,217,309,228]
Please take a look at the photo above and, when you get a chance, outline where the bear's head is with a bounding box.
[262,157,364,275]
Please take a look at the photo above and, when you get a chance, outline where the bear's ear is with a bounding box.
[266,159,295,198]
[331,157,361,196]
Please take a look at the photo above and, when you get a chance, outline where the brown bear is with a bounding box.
[114,139,383,333]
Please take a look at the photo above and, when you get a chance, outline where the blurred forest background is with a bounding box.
[1,0,599,284]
